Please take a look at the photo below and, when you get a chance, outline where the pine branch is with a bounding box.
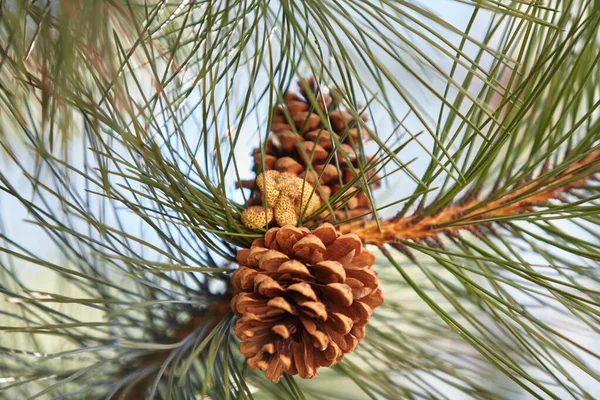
[1,0,600,398]
[111,299,232,399]
[339,149,600,245]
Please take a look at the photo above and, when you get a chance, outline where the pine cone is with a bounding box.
[231,224,383,382]
[250,78,380,221]
[241,171,321,229]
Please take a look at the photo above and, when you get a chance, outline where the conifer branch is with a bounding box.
[339,149,600,246]
[1,0,600,398]
[111,299,232,399]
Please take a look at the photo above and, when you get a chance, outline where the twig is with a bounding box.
[339,149,600,246]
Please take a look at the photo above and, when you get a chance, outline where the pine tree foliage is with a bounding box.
[0,0,599,398]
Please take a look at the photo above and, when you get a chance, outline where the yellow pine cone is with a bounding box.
[274,195,297,226]
[256,170,280,206]
[241,206,274,229]
[297,186,320,216]
[242,171,322,229]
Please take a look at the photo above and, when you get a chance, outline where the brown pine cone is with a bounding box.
[230,224,383,382]
[249,78,380,222]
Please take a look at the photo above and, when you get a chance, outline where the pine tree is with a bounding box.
[1,1,599,399]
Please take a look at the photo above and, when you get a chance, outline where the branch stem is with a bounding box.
[339,150,600,245]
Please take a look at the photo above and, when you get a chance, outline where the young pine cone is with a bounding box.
[249,78,380,221]
[230,224,383,382]
[241,171,321,229]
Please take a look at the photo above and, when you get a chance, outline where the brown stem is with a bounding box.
[339,150,600,246]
